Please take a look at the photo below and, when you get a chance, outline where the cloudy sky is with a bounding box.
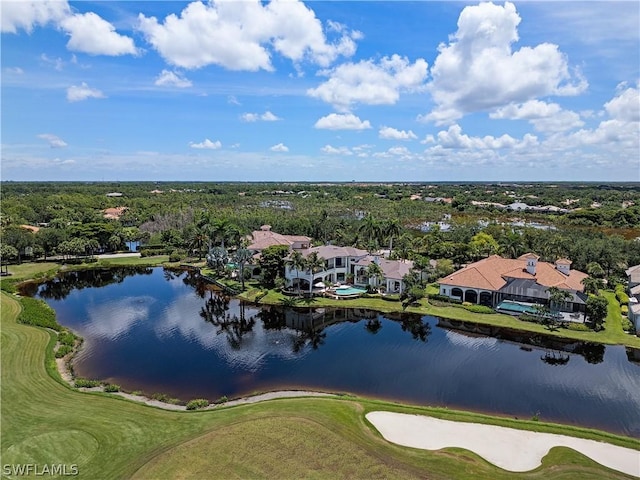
[2,1,639,181]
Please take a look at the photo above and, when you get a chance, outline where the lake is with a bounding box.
[27,267,640,437]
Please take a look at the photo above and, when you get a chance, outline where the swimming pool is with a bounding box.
[333,286,367,296]
[496,300,536,314]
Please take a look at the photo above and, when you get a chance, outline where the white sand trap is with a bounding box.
[367,411,640,477]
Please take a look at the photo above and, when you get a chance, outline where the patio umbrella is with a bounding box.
[314,282,325,288]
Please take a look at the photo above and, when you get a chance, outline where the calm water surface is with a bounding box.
[30,267,640,437]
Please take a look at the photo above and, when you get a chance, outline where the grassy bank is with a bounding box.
[239,287,640,349]
[2,291,638,479]
[3,260,639,349]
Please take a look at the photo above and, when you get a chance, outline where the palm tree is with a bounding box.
[499,231,522,259]
[206,246,229,276]
[287,250,307,294]
[187,227,209,260]
[304,252,325,296]
[365,261,384,290]
[581,276,605,295]
[547,286,573,313]
[586,262,605,279]
[381,219,401,253]
[233,247,253,290]
[358,214,381,248]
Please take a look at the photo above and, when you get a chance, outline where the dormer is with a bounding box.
[555,258,571,275]
[523,253,539,275]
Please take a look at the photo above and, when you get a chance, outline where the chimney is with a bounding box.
[524,253,539,275]
[555,258,571,275]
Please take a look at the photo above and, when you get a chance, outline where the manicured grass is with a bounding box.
[97,255,170,267]
[2,291,638,479]
[4,262,60,279]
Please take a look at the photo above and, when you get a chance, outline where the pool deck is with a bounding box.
[497,301,586,323]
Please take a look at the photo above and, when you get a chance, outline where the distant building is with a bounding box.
[106,192,123,197]
[103,206,127,220]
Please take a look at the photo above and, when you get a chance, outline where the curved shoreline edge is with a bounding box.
[56,357,336,411]
[366,411,640,477]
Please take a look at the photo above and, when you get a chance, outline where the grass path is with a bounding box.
[2,290,639,479]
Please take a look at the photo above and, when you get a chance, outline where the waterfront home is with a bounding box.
[627,264,640,334]
[438,253,588,312]
[247,225,311,253]
[284,245,415,294]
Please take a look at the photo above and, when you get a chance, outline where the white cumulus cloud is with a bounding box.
[137,0,359,71]
[270,143,289,152]
[2,1,137,56]
[432,124,538,150]
[321,145,352,155]
[60,12,138,56]
[314,113,371,130]
[379,126,417,140]
[604,83,640,122]
[491,100,584,132]
[38,133,68,148]
[1,0,69,33]
[422,1,587,125]
[308,54,428,111]
[241,111,281,122]
[154,70,192,88]
[66,82,105,102]
[190,139,222,149]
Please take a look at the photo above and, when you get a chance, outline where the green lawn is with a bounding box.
[2,291,638,479]
[241,288,640,348]
[4,260,639,349]
[97,255,170,267]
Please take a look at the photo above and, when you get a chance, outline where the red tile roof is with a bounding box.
[440,255,587,292]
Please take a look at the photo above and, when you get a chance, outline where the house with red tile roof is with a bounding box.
[438,253,588,312]
[247,225,311,253]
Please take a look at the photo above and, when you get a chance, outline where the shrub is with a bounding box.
[186,398,210,410]
[131,390,143,396]
[214,395,228,404]
[621,305,629,315]
[104,384,120,392]
[566,323,591,332]
[621,317,634,332]
[616,290,629,305]
[151,393,170,402]
[74,378,101,388]
[428,294,463,304]
[168,250,185,262]
[18,297,61,331]
[55,345,73,358]
[461,304,495,314]
[58,330,77,347]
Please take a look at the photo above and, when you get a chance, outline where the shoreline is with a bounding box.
[6,260,639,349]
[56,353,336,412]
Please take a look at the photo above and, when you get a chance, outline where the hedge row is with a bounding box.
[428,294,463,304]
[460,304,495,314]
[615,285,629,305]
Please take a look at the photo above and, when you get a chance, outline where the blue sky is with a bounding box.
[1,1,639,182]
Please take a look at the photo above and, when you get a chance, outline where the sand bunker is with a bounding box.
[366,411,639,477]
